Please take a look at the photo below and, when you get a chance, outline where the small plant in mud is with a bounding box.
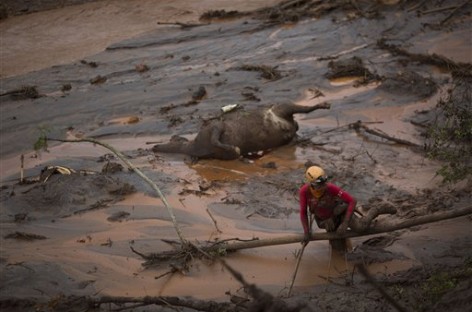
[425,73,472,183]
[421,272,458,303]
[390,284,405,297]
[209,247,227,258]
[33,126,51,153]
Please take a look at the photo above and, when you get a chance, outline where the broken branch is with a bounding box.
[138,205,471,263]
[223,205,472,252]
[350,120,420,147]
[206,208,222,233]
[157,21,210,29]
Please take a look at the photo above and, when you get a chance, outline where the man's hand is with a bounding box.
[336,222,349,235]
[302,232,311,245]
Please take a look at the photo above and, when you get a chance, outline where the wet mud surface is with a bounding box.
[1,0,471,311]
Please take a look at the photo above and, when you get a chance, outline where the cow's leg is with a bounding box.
[152,135,188,154]
[209,125,241,159]
[272,102,331,119]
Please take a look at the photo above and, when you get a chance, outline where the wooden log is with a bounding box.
[139,205,471,265]
[221,205,472,252]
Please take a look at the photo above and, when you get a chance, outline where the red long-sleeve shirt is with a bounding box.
[299,183,356,234]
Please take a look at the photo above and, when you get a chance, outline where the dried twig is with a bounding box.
[440,0,471,25]
[350,120,420,147]
[20,154,25,183]
[287,213,314,297]
[407,0,428,12]
[420,5,462,15]
[322,121,382,134]
[377,39,471,74]
[157,21,209,29]
[130,246,149,259]
[287,242,307,297]
[206,208,222,233]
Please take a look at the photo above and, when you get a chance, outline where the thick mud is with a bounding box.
[0,1,471,311]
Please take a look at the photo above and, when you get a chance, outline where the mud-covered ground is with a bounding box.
[1,1,471,311]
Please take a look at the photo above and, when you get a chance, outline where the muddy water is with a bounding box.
[0,129,429,300]
[0,87,455,301]
[4,174,467,300]
[0,85,454,300]
[0,188,412,300]
[1,0,471,304]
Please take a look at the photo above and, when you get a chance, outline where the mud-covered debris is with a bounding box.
[241,92,261,101]
[14,213,29,223]
[101,162,124,174]
[380,70,437,99]
[105,115,141,125]
[223,197,243,205]
[135,63,149,73]
[233,64,282,80]
[90,75,107,84]
[0,185,15,200]
[97,153,117,163]
[107,211,130,222]
[307,87,324,99]
[80,59,98,68]
[61,83,72,92]
[198,180,214,192]
[84,198,114,211]
[348,235,406,265]
[107,182,136,196]
[0,85,40,100]
[179,188,211,196]
[199,9,247,21]
[101,238,113,247]
[159,104,176,114]
[39,165,76,183]
[0,4,8,20]
[192,86,207,102]
[1,174,137,218]
[377,38,472,76]
[261,161,277,169]
[255,0,343,24]
[159,86,207,111]
[4,231,47,241]
[325,56,377,85]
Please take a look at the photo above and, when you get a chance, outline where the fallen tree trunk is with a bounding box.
[222,205,471,252]
[139,205,471,265]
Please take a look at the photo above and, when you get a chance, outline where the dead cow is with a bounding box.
[152,102,330,160]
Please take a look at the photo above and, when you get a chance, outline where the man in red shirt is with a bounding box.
[300,165,357,244]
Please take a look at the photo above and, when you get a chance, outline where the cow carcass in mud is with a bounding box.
[152,102,330,160]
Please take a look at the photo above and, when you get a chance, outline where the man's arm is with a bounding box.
[299,185,310,235]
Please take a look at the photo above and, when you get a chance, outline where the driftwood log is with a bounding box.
[139,205,471,264]
[221,205,471,252]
